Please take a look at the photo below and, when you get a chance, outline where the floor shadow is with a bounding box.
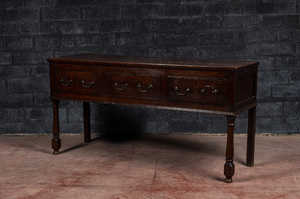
[93,105,143,142]
[60,136,102,154]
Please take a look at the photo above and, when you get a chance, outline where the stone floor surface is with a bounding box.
[0,134,299,199]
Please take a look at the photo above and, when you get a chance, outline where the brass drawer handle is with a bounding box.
[174,87,190,96]
[137,83,153,93]
[81,80,95,88]
[60,78,73,87]
[114,82,128,91]
[200,86,218,94]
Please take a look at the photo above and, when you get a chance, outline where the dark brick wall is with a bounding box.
[0,0,299,135]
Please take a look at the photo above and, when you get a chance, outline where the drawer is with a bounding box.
[106,73,160,100]
[53,69,101,96]
[166,76,226,105]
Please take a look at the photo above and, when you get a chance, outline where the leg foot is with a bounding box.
[52,136,61,155]
[224,158,235,183]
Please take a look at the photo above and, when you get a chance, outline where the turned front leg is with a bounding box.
[51,99,61,155]
[247,107,256,166]
[224,116,236,183]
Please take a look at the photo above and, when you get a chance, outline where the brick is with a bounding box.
[74,21,99,34]
[69,107,83,123]
[170,120,211,133]
[202,1,242,15]
[174,46,201,59]
[58,21,85,35]
[32,65,49,77]
[60,123,83,134]
[28,108,48,121]
[7,76,49,93]
[243,1,297,15]
[0,0,14,9]
[0,65,32,79]
[256,116,273,134]
[214,44,247,59]
[38,21,59,35]
[148,48,174,58]
[254,58,275,70]
[0,37,33,50]
[39,0,56,7]
[264,69,291,85]
[101,19,139,33]
[141,121,169,134]
[291,70,300,81]
[13,0,40,8]
[0,109,8,122]
[33,92,52,106]
[122,4,163,19]
[117,32,155,46]
[241,16,261,29]
[235,117,248,133]
[0,52,12,65]
[93,34,116,47]
[272,116,298,134]
[272,83,300,99]
[36,36,75,50]
[0,80,7,93]
[8,109,26,123]
[141,18,180,33]
[0,93,33,108]
[214,31,238,45]
[19,22,40,35]
[261,15,299,29]
[283,101,300,117]
[74,35,94,48]
[180,17,221,33]
[254,44,295,56]
[0,123,26,134]
[278,30,300,42]
[274,56,299,69]
[42,8,81,21]
[257,71,272,100]
[13,51,53,65]
[136,0,162,3]
[0,9,39,23]
[257,84,272,100]
[156,33,201,46]
[222,16,244,29]
[56,0,105,7]
[164,3,202,17]
[83,7,118,20]
[257,102,283,117]
[246,30,276,43]
[0,24,18,36]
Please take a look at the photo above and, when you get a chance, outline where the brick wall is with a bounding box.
[0,0,299,135]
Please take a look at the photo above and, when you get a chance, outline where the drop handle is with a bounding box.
[114,82,128,91]
[60,78,73,87]
[137,83,153,93]
[174,87,190,96]
[200,85,218,94]
[81,80,95,88]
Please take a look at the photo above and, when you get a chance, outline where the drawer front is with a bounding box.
[166,76,226,105]
[53,70,101,96]
[107,73,160,100]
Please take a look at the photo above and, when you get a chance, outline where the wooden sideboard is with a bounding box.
[48,54,259,183]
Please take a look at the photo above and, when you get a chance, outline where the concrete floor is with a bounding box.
[0,134,299,199]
